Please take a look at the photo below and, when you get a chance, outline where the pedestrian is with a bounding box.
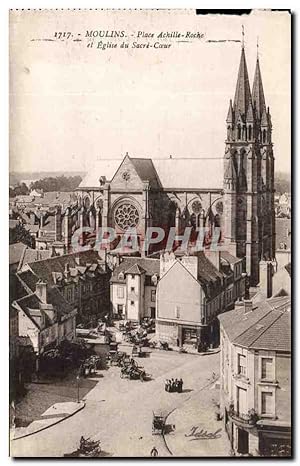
[178,378,183,393]
[171,378,175,392]
[150,446,158,457]
[174,378,179,393]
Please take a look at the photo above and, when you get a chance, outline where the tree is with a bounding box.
[29,175,82,192]
[9,223,34,247]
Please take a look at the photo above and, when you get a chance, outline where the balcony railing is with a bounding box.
[228,407,258,427]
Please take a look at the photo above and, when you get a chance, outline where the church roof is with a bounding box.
[78,157,223,191]
[233,47,252,121]
[78,159,122,188]
[130,158,161,188]
[152,158,223,190]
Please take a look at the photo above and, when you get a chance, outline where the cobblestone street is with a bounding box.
[11,347,227,458]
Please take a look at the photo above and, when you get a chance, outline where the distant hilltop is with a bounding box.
[9,171,86,188]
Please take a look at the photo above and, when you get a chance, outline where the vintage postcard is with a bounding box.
[9,9,291,458]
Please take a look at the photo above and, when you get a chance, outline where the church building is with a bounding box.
[72,44,275,286]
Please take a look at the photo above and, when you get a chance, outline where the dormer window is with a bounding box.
[118,272,124,281]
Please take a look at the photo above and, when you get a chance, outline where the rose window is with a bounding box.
[191,200,202,215]
[114,203,140,230]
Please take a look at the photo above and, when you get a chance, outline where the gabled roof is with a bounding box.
[78,156,223,191]
[125,263,146,275]
[218,296,291,352]
[130,158,161,188]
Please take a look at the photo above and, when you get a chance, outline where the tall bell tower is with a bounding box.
[223,40,275,286]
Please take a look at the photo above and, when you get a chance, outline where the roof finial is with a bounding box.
[256,36,259,60]
[242,24,245,49]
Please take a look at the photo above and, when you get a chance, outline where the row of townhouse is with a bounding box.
[110,249,246,349]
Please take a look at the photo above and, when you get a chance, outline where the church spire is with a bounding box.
[233,46,252,121]
[252,55,266,120]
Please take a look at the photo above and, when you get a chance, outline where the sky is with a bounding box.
[9,9,291,174]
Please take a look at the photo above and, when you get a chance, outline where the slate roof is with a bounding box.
[79,156,223,191]
[218,296,291,352]
[111,257,159,283]
[18,247,51,271]
[196,251,224,284]
[125,264,146,275]
[9,242,27,265]
[78,159,122,188]
[130,158,160,188]
[152,158,223,190]
[17,250,105,291]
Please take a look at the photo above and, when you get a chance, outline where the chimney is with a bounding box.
[55,206,62,241]
[36,279,47,303]
[244,299,253,314]
[40,213,44,228]
[259,260,273,299]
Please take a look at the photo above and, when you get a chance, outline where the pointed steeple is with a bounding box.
[226,99,234,123]
[252,57,266,120]
[233,47,252,121]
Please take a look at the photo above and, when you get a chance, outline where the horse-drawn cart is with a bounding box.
[120,364,146,381]
[152,411,166,435]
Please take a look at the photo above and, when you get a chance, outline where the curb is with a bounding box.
[162,377,219,456]
[12,401,85,441]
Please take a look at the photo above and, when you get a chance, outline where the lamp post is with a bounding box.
[76,375,80,403]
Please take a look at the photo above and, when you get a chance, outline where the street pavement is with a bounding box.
[11,348,225,457]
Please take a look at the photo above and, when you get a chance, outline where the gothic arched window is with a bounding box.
[248,125,252,140]
[237,124,241,140]
[263,129,267,143]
